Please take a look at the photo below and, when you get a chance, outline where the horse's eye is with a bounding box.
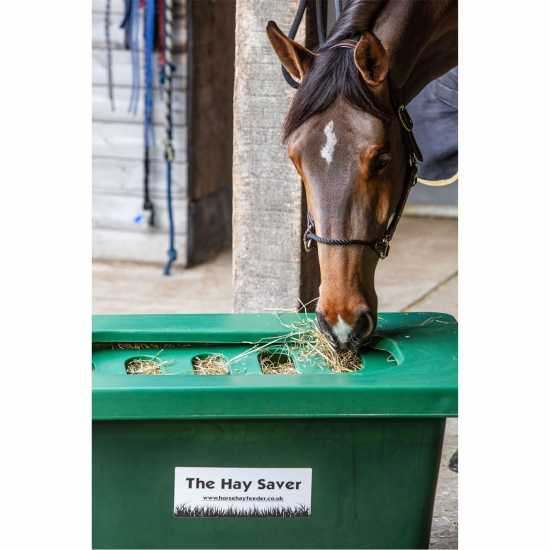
[372,152,391,173]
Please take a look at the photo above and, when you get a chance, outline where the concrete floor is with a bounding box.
[93,216,458,549]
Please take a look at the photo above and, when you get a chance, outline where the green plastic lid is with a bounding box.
[92,312,457,420]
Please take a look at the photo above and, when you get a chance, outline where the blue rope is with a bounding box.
[128,0,140,114]
[144,0,156,147]
[163,158,177,275]
[120,0,131,30]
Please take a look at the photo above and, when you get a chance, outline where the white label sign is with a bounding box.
[174,467,312,518]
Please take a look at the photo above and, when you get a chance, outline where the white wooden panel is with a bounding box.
[93,49,186,87]
[93,121,187,163]
[93,227,187,264]
[92,0,186,18]
[93,0,129,15]
[93,85,186,124]
[93,157,187,198]
[92,10,187,50]
[92,0,188,264]
[93,192,188,234]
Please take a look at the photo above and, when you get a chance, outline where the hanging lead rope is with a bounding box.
[314,0,326,45]
[158,0,166,76]
[120,0,131,48]
[105,0,115,111]
[281,0,306,88]
[281,0,343,89]
[143,0,156,226]
[157,0,166,86]
[163,0,177,275]
[144,0,156,147]
[128,0,141,113]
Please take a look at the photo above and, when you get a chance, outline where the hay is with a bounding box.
[192,354,229,375]
[117,343,163,350]
[103,305,363,375]
[93,342,192,352]
[259,352,297,375]
[225,314,363,374]
[125,349,172,375]
[126,357,165,375]
[281,316,362,373]
[115,343,190,350]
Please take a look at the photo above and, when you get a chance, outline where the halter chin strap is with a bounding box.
[303,102,423,259]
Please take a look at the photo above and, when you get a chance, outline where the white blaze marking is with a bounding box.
[332,315,352,344]
[320,120,337,165]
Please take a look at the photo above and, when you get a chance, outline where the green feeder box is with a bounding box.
[92,312,457,549]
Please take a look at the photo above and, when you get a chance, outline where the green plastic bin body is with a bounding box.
[92,312,457,549]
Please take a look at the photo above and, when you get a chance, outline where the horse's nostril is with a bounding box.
[317,310,376,352]
[350,311,375,346]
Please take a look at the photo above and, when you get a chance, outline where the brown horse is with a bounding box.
[267,0,457,351]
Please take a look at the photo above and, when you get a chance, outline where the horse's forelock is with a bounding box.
[283,47,391,143]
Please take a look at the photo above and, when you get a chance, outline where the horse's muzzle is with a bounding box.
[316,309,375,352]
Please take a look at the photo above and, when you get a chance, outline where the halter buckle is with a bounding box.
[409,158,419,185]
[374,237,391,260]
[303,233,313,252]
[304,212,316,252]
[398,105,414,132]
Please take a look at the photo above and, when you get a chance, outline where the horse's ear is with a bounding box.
[354,31,389,87]
[266,20,316,82]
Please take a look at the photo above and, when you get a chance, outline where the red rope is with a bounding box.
[157,0,166,63]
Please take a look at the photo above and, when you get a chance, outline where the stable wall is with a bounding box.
[92,0,188,264]
[92,0,234,267]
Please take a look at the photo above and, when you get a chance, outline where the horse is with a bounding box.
[266,0,457,351]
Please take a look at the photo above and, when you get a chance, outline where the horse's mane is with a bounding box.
[283,0,392,142]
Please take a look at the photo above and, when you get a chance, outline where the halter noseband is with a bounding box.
[301,41,423,260]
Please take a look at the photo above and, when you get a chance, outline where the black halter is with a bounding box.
[303,101,423,259]
[279,5,424,259]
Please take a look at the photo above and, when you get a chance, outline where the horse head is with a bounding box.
[266,21,417,352]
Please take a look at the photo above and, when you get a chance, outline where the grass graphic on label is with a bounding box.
[174,504,310,518]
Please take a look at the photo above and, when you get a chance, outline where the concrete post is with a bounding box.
[233,0,319,313]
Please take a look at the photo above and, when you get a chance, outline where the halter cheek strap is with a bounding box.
[280,26,423,259]
[300,37,423,259]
